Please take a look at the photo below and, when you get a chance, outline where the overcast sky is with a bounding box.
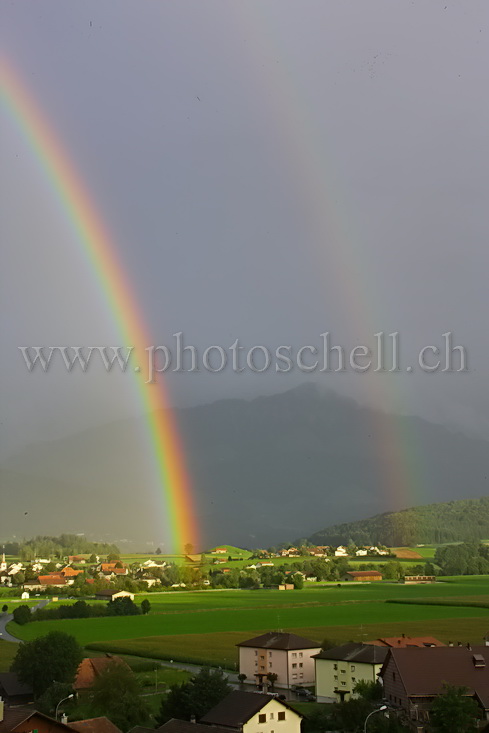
[2,0,489,464]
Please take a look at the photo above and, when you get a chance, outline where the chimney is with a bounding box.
[467,643,472,651]
[485,635,489,647]
[458,642,462,647]
[190,716,196,724]
[0,696,4,723]
[473,654,486,669]
[448,641,454,647]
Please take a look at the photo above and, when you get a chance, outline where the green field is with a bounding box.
[0,641,18,672]
[7,579,489,647]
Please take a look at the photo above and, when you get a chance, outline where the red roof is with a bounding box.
[38,575,67,585]
[70,718,122,733]
[368,635,444,648]
[74,656,130,691]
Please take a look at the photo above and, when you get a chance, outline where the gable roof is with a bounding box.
[0,672,34,697]
[313,643,389,665]
[74,656,130,690]
[38,575,67,585]
[381,646,489,708]
[201,691,300,728]
[0,708,72,733]
[368,635,444,648]
[237,632,320,650]
[70,718,122,733]
[158,721,225,733]
[345,570,383,577]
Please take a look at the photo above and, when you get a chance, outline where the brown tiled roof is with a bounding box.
[313,643,389,665]
[38,575,67,585]
[368,636,444,648]
[74,656,130,691]
[0,709,72,733]
[237,632,320,650]
[381,646,489,708]
[70,717,121,733]
[201,691,301,728]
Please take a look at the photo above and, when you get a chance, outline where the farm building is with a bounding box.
[342,570,383,582]
[94,589,134,601]
[402,575,436,584]
[237,632,321,688]
[74,656,130,692]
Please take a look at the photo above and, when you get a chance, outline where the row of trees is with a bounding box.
[13,597,151,625]
[16,534,120,561]
[434,542,489,576]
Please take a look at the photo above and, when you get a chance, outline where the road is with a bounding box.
[0,599,50,643]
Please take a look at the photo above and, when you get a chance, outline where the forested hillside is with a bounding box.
[309,497,489,546]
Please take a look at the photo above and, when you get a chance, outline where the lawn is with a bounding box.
[0,640,18,672]
[8,596,489,646]
[86,613,489,669]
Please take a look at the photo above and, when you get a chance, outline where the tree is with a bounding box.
[155,547,162,555]
[2,604,8,613]
[237,673,247,684]
[12,604,31,626]
[11,631,83,697]
[267,672,278,690]
[89,553,97,563]
[353,679,383,701]
[157,667,232,723]
[184,543,194,555]
[141,599,151,615]
[107,553,121,563]
[37,681,73,715]
[106,597,141,616]
[293,575,304,589]
[90,663,151,731]
[430,684,479,732]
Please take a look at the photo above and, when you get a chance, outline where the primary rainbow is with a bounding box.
[1,57,199,552]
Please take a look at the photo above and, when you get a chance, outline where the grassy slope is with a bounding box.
[0,640,18,672]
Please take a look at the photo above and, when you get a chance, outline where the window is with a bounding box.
[292,652,297,658]
[269,651,272,657]
[255,650,258,656]
[333,663,338,670]
[299,673,303,678]
[341,681,346,686]
[292,673,297,680]
[350,665,355,672]
[299,652,303,658]
[278,712,286,721]
[299,663,303,668]
[340,669,346,674]
[255,661,258,667]
[352,677,356,683]
[334,675,338,681]
[292,663,297,669]
[269,662,272,668]
[259,715,266,724]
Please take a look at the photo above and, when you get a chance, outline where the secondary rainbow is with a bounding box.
[1,56,199,552]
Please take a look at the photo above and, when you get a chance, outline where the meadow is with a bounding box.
[8,579,489,649]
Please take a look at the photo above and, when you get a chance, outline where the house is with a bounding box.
[368,546,389,556]
[402,575,436,584]
[237,632,321,688]
[334,546,349,557]
[74,656,131,692]
[60,566,83,579]
[0,555,7,573]
[0,706,73,733]
[380,645,489,728]
[313,643,389,703]
[69,719,120,733]
[366,635,444,648]
[355,549,368,556]
[94,589,134,601]
[200,690,302,733]
[277,584,294,591]
[211,548,228,554]
[0,674,34,706]
[68,556,87,564]
[342,570,383,582]
[24,575,67,590]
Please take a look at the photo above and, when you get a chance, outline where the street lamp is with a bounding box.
[364,705,387,732]
[55,693,74,720]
